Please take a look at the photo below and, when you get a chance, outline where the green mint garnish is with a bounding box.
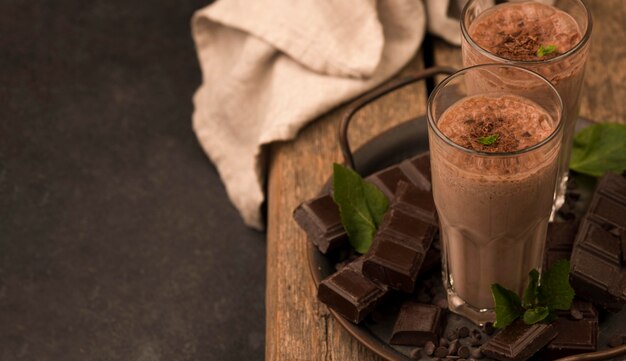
[332,163,388,253]
[492,284,523,329]
[537,44,557,57]
[477,134,499,146]
[491,260,575,329]
[569,123,626,177]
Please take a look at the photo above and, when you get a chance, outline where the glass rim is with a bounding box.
[460,0,593,65]
[427,64,564,157]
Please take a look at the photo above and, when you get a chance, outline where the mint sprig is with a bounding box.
[477,134,499,146]
[570,123,626,177]
[332,163,388,253]
[491,260,575,329]
[537,44,557,57]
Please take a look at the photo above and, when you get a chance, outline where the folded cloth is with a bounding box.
[192,0,425,229]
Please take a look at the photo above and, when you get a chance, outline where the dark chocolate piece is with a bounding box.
[363,205,437,292]
[543,221,578,271]
[538,300,598,359]
[293,193,347,254]
[480,320,557,361]
[389,302,445,346]
[317,258,387,324]
[366,153,432,200]
[570,172,626,312]
[393,180,438,226]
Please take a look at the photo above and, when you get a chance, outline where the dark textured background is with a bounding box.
[0,1,266,360]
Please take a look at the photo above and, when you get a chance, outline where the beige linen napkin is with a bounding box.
[192,0,425,229]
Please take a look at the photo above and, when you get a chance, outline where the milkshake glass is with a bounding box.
[461,0,592,213]
[427,65,563,325]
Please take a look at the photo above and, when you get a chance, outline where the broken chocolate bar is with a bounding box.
[362,187,437,292]
[389,302,445,346]
[537,300,598,360]
[366,153,432,199]
[293,193,347,254]
[393,180,438,226]
[570,172,626,312]
[542,221,579,271]
[317,257,388,324]
[480,320,558,361]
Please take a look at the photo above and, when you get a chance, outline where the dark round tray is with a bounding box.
[306,115,626,361]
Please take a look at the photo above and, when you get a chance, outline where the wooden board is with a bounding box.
[265,53,427,361]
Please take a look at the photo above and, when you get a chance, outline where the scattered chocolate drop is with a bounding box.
[447,329,459,341]
[434,346,449,358]
[482,322,494,335]
[458,326,470,338]
[440,337,449,347]
[458,346,471,358]
[448,339,459,355]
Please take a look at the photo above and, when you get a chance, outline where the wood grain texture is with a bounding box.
[579,0,626,124]
[265,53,426,361]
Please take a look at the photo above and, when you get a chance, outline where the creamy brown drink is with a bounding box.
[427,64,563,325]
[462,0,591,211]
[433,95,559,310]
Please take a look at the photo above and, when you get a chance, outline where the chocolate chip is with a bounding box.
[435,346,449,358]
[458,326,470,338]
[424,341,436,356]
[458,346,471,358]
[410,348,421,359]
[447,329,459,341]
[482,322,494,335]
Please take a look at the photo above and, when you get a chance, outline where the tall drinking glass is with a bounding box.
[461,0,592,213]
[427,64,564,325]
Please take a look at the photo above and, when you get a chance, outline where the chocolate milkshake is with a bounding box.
[427,65,563,325]
[462,0,591,211]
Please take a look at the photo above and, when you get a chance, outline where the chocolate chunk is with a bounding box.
[543,221,579,271]
[482,322,494,335]
[440,337,449,347]
[317,258,387,323]
[480,320,557,361]
[458,346,471,358]
[366,153,431,200]
[448,339,459,354]
[293,193,347,254]
[538,300,598,359]
[363,206,437,292]
[434,346,449,358]
[389,302,445,346]
[458,326,470,338]
[447,329,459,341]
[570,173,626,311]
[393,180,438,226]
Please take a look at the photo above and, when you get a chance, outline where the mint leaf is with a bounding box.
[491,284,523,329]
[362,181,388,228]
[538,260,575,311]
[522,269,539,309]
[570,123,626,177]
[523,306,550,324]
[332,163,388,253]
[477,134,499,146]
[537,44,557,57]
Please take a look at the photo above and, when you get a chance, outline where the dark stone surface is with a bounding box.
[0,1,266,360]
